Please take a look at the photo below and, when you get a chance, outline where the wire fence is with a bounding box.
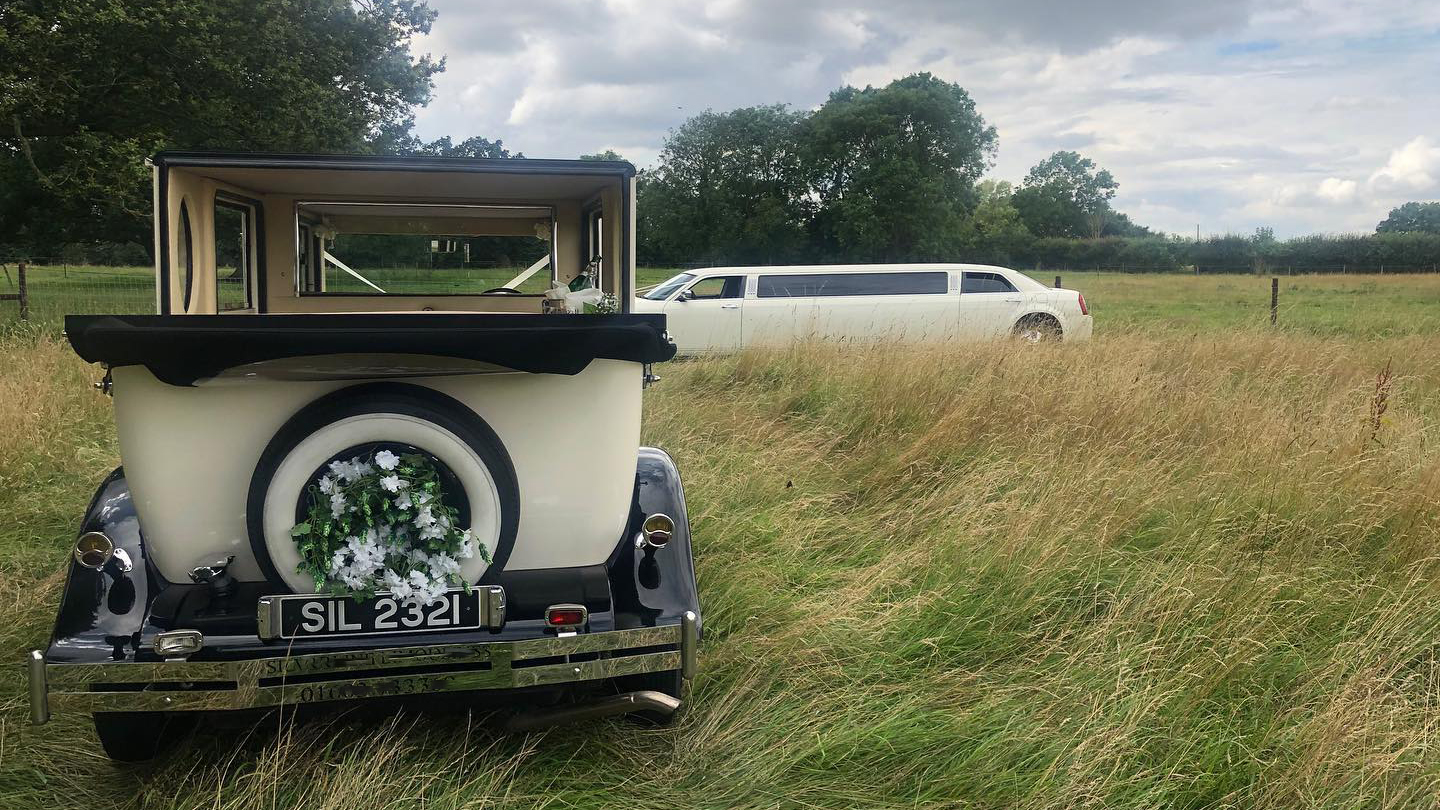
[0,261,155,330]
[5,259,1440,331]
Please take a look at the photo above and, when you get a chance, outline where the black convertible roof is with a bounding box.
[67,314,675,386]
[152,150,636,178]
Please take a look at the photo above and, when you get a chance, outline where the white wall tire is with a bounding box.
[246,385,519,593]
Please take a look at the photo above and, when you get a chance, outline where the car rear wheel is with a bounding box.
[1013,314,1062,343]
[246,384,520,593]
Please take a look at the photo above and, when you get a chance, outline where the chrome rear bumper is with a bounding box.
[29,612,698,725]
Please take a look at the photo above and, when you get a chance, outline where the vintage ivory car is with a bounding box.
[633,264,1093,354]
[26,152,699,761]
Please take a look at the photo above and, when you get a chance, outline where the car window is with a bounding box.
[643,272,695,300]
[685,276,742,299]
[757,272,947,298]
[214,200,253,311]
[961,272,1018,294]
[177,201,194,311]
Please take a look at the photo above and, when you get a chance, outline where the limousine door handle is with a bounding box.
[721,303,740,309]
[1004,297,1022,303]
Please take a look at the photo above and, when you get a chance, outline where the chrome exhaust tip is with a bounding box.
[74,532,114,570]
[505,690,681,733]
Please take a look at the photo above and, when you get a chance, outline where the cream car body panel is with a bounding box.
[635,264,1092,352]
[113,358,641,584]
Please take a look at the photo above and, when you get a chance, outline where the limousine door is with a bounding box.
[958,270,1024,339]
[666,275,744,352]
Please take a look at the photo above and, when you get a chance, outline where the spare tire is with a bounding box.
[246,383,519,593]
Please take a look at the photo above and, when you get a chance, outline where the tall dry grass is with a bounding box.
[2,324,1439,809]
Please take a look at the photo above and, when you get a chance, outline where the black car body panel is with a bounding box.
[38,448,699,679]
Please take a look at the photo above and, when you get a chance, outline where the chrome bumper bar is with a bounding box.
[29,612,698,725]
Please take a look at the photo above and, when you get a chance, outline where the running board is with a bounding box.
[505,690,680,732]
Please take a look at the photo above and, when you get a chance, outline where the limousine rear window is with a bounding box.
[962,272,1018,294]
[757,272,948,298]
[644,272,695,300]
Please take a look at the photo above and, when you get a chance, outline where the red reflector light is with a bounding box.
[1077,292,1089,316]
[545,605,588,627]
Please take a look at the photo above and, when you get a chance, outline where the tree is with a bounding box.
[956,180,1031,262]
[1100,211,1152,237]
[801,73,996,261]
[1012,151,1119,238]
[1376,202,1440,234]
[380,131,521,157]
[641,105,810,264]
[580,150,625,162]
[0,0,443,253]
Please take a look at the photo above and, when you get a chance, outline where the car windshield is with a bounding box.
[642,272,695,300]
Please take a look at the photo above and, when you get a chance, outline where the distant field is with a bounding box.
[2,268,1439,808]
[644,268,1440,338]
[5,265,1439,341]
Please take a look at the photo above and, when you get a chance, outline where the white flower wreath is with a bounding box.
[289,448,488,605]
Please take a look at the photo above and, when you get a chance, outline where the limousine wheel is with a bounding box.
[1013,314,1062,343]
[246,384,520,593]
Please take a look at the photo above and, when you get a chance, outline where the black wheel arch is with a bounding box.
[605,446,702,637]
[48,468,157,664]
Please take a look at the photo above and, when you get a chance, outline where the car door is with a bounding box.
[959,271,1024,339]
[664,275,744,352]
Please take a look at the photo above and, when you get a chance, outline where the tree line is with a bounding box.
[3,1,1438,273]
[631,77,1440,272]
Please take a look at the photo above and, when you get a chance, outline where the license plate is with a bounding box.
[258,587,504,641]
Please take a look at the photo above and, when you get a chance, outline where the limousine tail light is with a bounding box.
[1077,292,1089,316]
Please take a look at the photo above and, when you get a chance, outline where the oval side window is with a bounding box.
[178,200,194,312]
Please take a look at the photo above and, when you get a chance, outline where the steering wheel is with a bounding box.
[481,287,524,295]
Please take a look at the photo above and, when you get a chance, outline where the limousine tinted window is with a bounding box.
[757,272,948,298]
[962,272,1018,294]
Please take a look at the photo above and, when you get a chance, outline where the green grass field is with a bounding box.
[8,265,1439,338]
[2,271,1439,808]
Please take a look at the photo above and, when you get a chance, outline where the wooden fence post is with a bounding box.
[1054,275,1062,289]
[1270,277,1278,326]
[17,261,29,321]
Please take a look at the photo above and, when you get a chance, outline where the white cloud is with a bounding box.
[412,0,1440,236]
[1316,177,1359,204]
[1369,137,1440,193]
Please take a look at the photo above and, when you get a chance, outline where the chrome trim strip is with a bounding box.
[681,611,699,680]
[256,596,274,641]
[38,623,686,716]
[487,587,507,627]
[28,650,48,725]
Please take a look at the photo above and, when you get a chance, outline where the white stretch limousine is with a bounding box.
[633,264,1092,353]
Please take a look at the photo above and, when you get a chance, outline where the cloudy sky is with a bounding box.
[412,0,1440,237]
